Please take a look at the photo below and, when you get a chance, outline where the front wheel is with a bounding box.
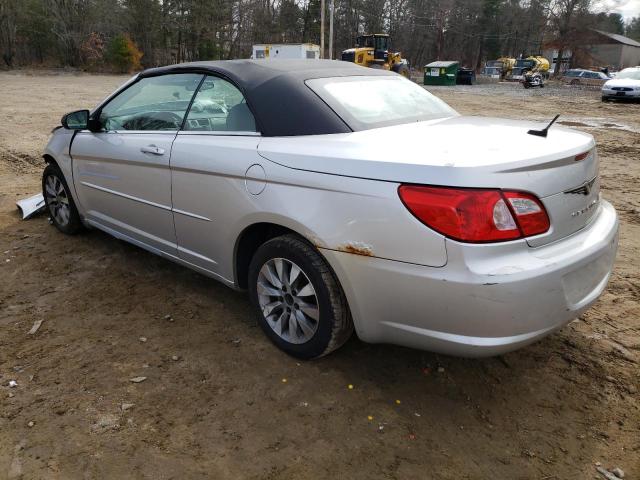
[248,234,353,359]
[42,163,83,235]
[392,63,410,78]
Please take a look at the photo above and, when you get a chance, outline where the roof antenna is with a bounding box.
[527,114,560,137]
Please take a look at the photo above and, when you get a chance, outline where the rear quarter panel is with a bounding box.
[242,153,448,270]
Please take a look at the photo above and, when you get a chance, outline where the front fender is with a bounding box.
[43,129,86,218]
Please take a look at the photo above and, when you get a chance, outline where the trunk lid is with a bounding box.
[258,116,599,247]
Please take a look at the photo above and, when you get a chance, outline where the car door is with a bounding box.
[170,75,262,281]
[71,73,204,255]
[581,71,595,86]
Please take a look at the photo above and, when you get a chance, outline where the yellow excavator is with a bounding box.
[509,55,550,81]
[499,57,516,78]
[482,57,516,79]
[341,34,410,77]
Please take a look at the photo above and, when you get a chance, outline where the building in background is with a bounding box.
[582,30,640,70]
[251,44,320,60]
[544,29,640,73]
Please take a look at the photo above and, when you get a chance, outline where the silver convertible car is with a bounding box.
[43,60,618,359]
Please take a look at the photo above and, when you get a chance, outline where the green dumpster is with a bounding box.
[424,61,459,86]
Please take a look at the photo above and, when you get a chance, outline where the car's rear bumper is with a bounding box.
[322,200,618,357]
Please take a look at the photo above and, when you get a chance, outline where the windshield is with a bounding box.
[306,76,457,131]
[615,69,640,80]
[374,36,389,51]
[356,36,373,48]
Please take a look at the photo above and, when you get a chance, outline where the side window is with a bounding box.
[184,76,257,132]
[99,74,204,131]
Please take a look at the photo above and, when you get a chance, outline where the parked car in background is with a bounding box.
[562,69,610,87]
[601,66,640,101]
[43,60,618,359]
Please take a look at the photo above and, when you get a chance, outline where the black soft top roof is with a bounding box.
[139,59,395,136]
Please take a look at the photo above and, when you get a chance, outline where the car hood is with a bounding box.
[604,78,640,88]
[258,116,595,198]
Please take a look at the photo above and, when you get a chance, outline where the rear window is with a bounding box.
[306,76,457,131]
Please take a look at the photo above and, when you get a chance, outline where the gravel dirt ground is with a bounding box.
[0,71,638,479]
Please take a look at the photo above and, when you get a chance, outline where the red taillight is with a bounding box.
[398,185,550,243]
[574,151,590,162]
[502,191,550,237]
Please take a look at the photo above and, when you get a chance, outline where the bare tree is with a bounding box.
[0,0,620,72]
[548,0,592,76]
[0,0,19,66]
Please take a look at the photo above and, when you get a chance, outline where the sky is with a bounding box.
[598,0,640,20]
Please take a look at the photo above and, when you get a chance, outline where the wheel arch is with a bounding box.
[232,221,349,297]
[43,153,58,166]
[41,149,86,223]
[234,222,309,290]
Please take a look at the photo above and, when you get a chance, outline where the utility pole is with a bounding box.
[320,0,325,59]
[329,0,334,59]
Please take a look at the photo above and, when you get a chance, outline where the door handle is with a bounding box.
[140,145,165,155]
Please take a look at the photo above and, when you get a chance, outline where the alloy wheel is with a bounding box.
[256,258,320,344]
[44,175,71,227]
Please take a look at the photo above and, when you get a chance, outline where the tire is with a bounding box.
[392,64,410,78]
[570,79,579,86]
[42,163,83,235]
[601,96,608,102]
[248,234,353,359]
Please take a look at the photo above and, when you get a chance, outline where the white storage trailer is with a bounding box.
[252,44,320,60]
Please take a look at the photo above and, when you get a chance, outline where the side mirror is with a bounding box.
[61,109,89,130]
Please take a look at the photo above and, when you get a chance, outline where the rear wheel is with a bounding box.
[570,79,580,86]
[248,234,353,359]
[42,163,82,235]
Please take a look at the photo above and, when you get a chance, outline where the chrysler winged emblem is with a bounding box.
[564,177,596,196]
